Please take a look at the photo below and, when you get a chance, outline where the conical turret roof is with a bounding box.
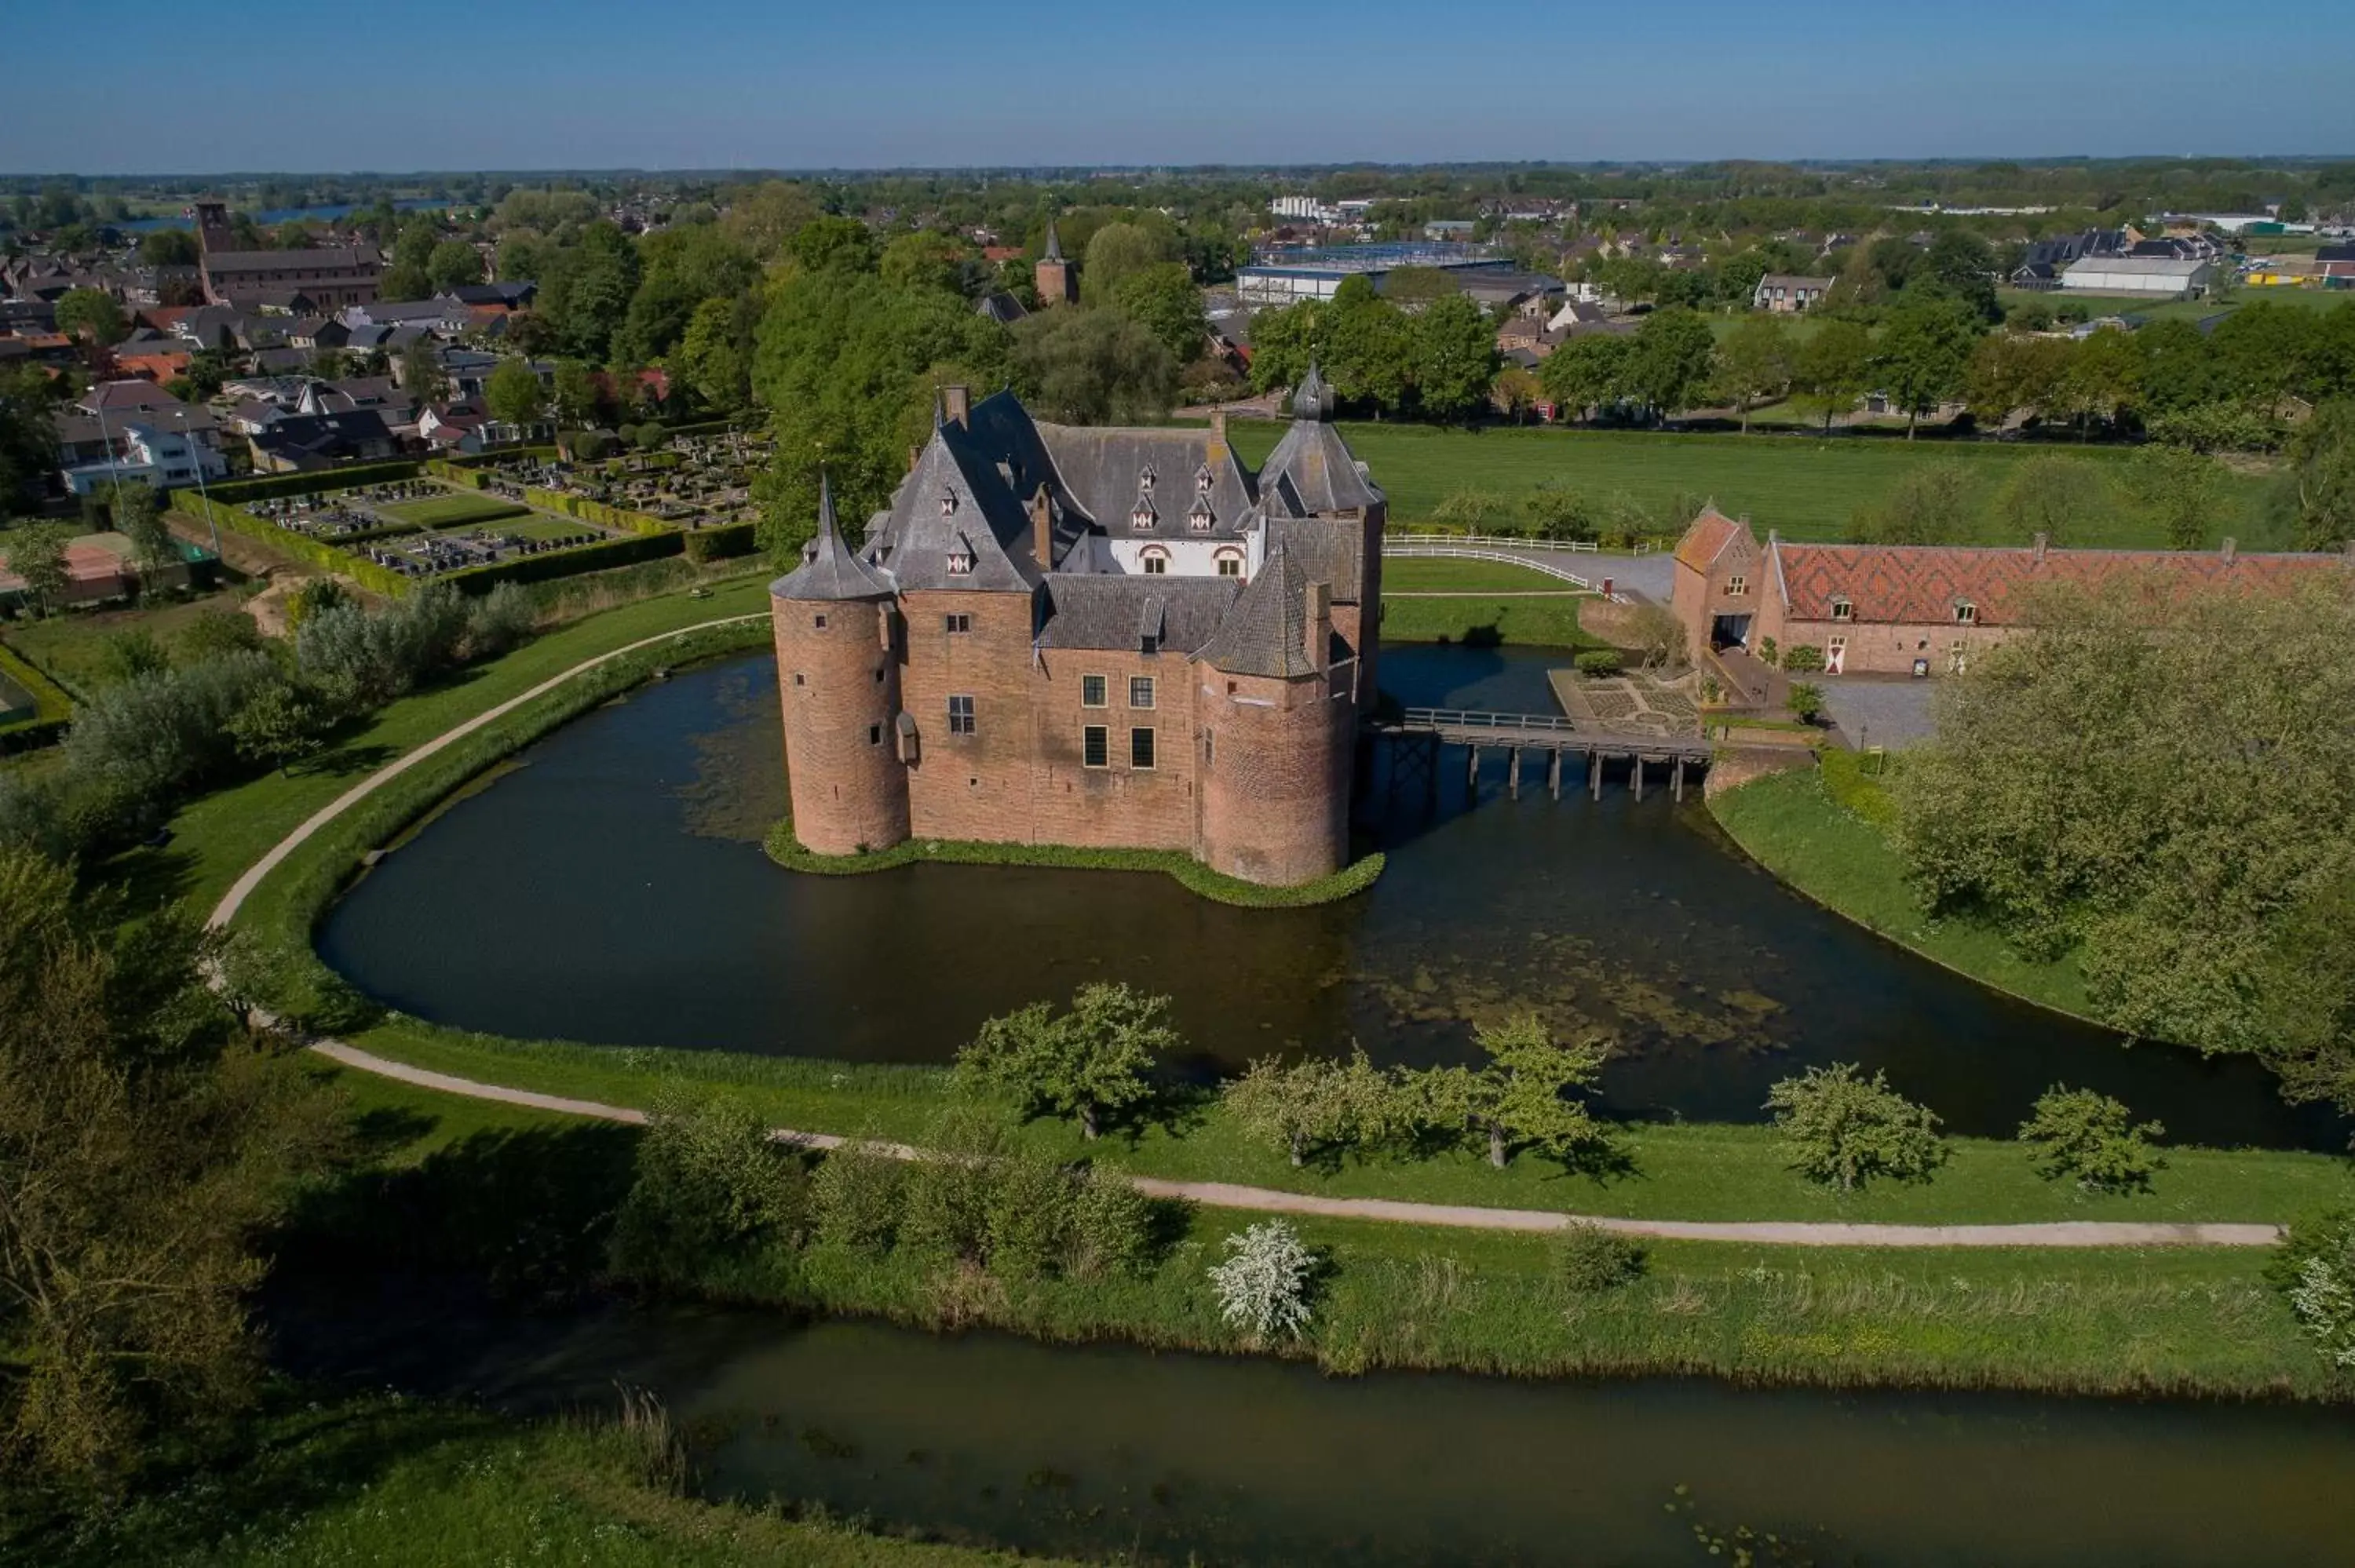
[1042,220,1064,262]
[1291,362,1334,421]
[1199,542,1323,679]
[772,472,894,601]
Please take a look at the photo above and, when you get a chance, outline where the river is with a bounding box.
[316,645,2341,1147]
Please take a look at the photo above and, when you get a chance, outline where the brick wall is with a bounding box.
[900,587,1040,843]
[773,591,909,855]
[1024,649,1199,851]
[1783,616,2009,676]
[1199,667,1352,885]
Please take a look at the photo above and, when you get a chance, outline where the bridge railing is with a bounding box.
[1400,706,1581,735]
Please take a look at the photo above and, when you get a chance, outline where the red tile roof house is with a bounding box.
[1670,509,2350,678]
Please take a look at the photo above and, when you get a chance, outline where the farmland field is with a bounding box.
[380,492,531,529]
[1227,422,2282,547]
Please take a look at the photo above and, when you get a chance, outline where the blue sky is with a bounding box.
[3,0,2348,173]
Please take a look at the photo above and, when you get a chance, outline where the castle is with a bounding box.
[771,371,1383,887]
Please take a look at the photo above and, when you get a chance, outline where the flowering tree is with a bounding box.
[1208,1220,1314,1342]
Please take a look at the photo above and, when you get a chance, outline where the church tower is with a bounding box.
[770,475,910,856]
[1035,220,1075,306]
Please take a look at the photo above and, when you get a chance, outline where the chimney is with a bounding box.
[942,385,970,428]
[1305,580,1331,671]
[907,444,920,474]
[2220,535,2236,563]
[2033,531,2049,562]
[1207,407,1228,465]
[1031,485,1054,571]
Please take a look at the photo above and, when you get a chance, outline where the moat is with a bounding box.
[318,644,2340,1146]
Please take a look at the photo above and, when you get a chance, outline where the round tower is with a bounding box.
[772,476,909,856]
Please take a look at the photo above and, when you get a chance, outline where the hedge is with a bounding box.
[441,529,682,593]
[208,461,424,504]
[521,486,674,540]
[178,493,411,596]
[682,522,758,562]
[0,639,74,749]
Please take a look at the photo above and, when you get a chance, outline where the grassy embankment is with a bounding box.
[1707,750,2094,1022]
[1,588,250,699]
[1227,423,2280,549]
[1378,556,1608,647]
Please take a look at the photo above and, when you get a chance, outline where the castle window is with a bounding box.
[1725,574,1747,597]
[1082,674,1108,708]
[1130,727,1156,769]
[1203,730,1214,767]
[1131,500,1156,530]
[947,695,976,735]
[793,673,805,686]
[939,492,958,518]
[868,724,882,746]
[1137,465,1156,494]
[1188,499,1214,531]
[944,613,972,634]
[1130,676,1155,709]
[1143,555,1167,574]
[1954,600,1977,624]
[813,614,828,629]
[1831,597,1853,621]
[1082,725,1109,768]
[1195,463,1212,492]
[1217,553,1242,578]
[947,551,973,575]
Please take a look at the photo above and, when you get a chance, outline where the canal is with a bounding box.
[316,645,2338,1146]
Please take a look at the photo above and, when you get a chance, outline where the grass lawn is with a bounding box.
[1382,557,1591,593]
[309,1071,2347,1402]
[0,590,250,699]
[1378,593,1601,647]
[381,492,531,529]
[109,571,773,919]
[446,513,600,544]
[1707,759,2094,1020]
[1229,423,2279,547]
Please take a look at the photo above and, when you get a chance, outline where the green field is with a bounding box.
[0,590,251,699]
[380,492,531,529]
[445,513,600,544]
[1229,423,2280,548]
[1382,557,1589,593]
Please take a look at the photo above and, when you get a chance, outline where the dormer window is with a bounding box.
[1137,465,1157,494]
[1954,600,1977,624]
[938,492,958,519]
[947,549,974,576]
[1188,498,1214,531]
[1831,597,1853,622]
[1194,463,1212,493]
[1131,498,1156,530]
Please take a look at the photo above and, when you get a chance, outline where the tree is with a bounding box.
[425,239,484,295]
[1415,1014,1610,1169]
[137,228,199,267]
[1320,277,1413,415]
[1791,318,1871,434]
[550,359,601,427]
[677,295,756,414]
[1875,296,1982,436]
[1966,333,2069,430]
[110,481,174,574]
[1623,308,1717,420]
[1221,1048,1396,1167]
[400,338,447,407]
[1539,334,1634,423]
[1715,316,1795,432]
[1847,460,1973,545]
[0,846,344,1490]
[721,179,822,262]
[2017,1086,2165,1193]
[1245,300,1324,396]
[2052,326,2141,437]
[1078,222,1167,304]
[2285,399,2355,550]
[1992,454,2115,547]
[788,215,877,275]
[878,231,973,297]
[484,358,546,428]
[7,522,74,615]
[1,363,59,520]
[1112,263,1207,363]
[225,679,329,777]
[956,983,1176,1140]
[1491,364,1541,423]
[53,287,126,348]
[377,261,431,302]
[608,1089,806,1284]
[1921,230,2002,323]
[1207,1220,1315,1343]
[1765,1063,1948,1191]
[1010,305,1175,426]
[1411,294,1499,423]
[2271,1211,2355,1369]
[2123,444,2224,549]
[616,223,761,365]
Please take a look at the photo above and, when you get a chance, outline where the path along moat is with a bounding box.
[317,644,2342,1146]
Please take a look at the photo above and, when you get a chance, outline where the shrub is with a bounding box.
[2268,1211,2355,1370]
[1758,636,1779,668]
[956,983,1178,1140]
[810,1140,905,1253]
[2017,1086,2165,1193]
[608,1091,807,1283]
[64,649,280,805]
[1553,1223,1648,1295]
[1765,1063,1948,1191]
[1207,1220,1316,1342]
[983,1155,1075,1282]
[1066,1170,1157,1281]
[296,584,469,712]
[1780,644,1825,673]
[900,1154,995,1265]
[1573,648,1623,678]
[462,582,539,659]
[1787,682,1825,724]
[286,578,353,629]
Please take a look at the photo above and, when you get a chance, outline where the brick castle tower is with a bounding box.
[1034,221,1075,306]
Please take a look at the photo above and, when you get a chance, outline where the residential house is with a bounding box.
[248,409,399,472]
[1753,274,1835,313]
[2061,256,2214,299]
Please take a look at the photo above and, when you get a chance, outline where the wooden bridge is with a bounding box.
[1374,708,1712,810]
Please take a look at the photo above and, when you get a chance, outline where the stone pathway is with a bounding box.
[225,615,2281,1252]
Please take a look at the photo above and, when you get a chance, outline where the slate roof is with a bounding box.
[1199,543,1321,678]
[774,473,895,602]
[1033,425,1258,542]
[1258,418,1382,517]
[1772,540,2346,625]
[1037,573,1239,653]
[864,410,1046,593]
[202,246,378,276]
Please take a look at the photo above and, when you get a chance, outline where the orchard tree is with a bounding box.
[1415,1014,1610,1169]
[1207,1220,1315,1343]
[1992,454,2115,547]
[1222,1048,1397,1167]
[1847,460,1973,545]
[1765,1063,1948,1191]
[2124,443,2224,549]
[226,679,330,777]
[956,982,1178,1140]
[2286,399,2355,549]
[2017,1086,2165,1193]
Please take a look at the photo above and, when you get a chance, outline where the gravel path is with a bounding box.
[237,611,2280,1251]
